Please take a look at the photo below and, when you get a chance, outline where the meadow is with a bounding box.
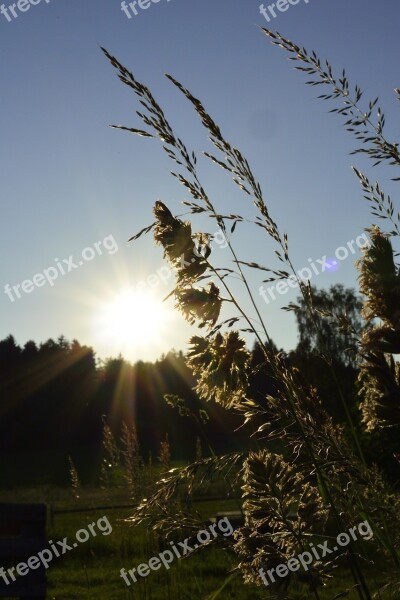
[0,474,392,600]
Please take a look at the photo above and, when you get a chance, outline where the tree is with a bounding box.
[289,285,363,423]
[293,284,364,368]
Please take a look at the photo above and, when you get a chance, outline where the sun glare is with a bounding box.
[93,288,174,361]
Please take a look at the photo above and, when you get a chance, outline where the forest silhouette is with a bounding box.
[0,334,248,486]
[1,285,399,489]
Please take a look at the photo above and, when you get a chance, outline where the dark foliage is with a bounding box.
[0,335,246,487]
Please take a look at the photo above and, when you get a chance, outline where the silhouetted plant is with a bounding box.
[68,456,80,499]
[158,433,171,469]
[102,31,400,599]
[195,436,202,462]
[99,415,120,489]
[121,421,143,499]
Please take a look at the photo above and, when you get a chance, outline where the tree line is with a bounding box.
[1,285,398,487]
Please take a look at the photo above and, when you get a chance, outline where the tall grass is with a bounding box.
[101,30,400,599]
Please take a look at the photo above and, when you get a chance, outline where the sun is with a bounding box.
[93,287,174,361]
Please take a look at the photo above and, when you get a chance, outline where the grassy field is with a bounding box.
[0,480,392,599]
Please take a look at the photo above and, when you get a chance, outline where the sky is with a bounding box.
[1,0,399,363]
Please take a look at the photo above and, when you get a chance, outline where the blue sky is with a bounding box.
[1,0,399,362]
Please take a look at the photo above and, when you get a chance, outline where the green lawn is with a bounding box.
[0,483,393,599]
